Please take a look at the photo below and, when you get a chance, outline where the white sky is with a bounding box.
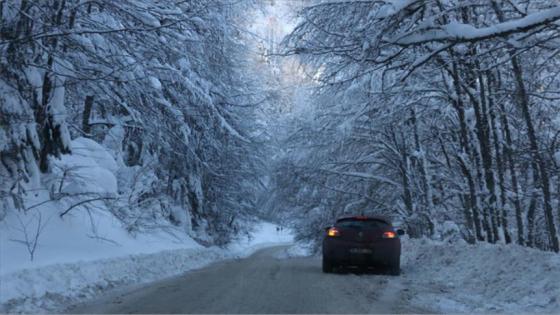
[247,0,301,47]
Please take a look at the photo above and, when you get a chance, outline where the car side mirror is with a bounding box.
[396,229,405,236]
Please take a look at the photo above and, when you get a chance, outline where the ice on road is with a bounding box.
[68,246,425,314]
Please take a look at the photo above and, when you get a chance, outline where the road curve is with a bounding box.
[68,246,427,314]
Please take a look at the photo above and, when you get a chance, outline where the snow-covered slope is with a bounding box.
[0,130,293,314]
[0,205,201,276]
[0,137,197,276]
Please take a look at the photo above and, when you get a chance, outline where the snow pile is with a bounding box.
[400,237,560,313]
[229,222,293,256]
[0,222,293,313]
[1,247,229,313]
[283,236,558,313]
[273,242,314,259]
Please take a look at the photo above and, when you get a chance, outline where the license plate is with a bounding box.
[349,248,372,254]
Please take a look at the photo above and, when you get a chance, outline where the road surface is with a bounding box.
[68,246,428,314]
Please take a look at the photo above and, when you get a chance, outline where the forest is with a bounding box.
[1,0,560,256]
[271,0,560,252]
[0,0,272,247]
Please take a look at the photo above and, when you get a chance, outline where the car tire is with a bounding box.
[387,257,401,276]
[388,265,400,276]
[322,256,334,273]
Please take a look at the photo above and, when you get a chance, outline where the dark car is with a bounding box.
[322,215,404,275]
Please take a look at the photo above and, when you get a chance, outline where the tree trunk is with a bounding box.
[399,135,414,215]
[477,68,499,243]
[38,0,71,172]
[82,95,94,136]
[411,107,435,236]
[511,57,559,252]
[458,60,498,243]
[457,154,479,243]
[498,92,524,245]
[447,60,484,242]
[526,168,539,248]
[486,71,511,244]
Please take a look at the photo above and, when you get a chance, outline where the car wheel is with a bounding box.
[387,257,401,276]
[322,256,334,273]
[388,265,400,276]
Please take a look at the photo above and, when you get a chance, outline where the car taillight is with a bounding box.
[327,227,340,237]
[382,231,396,239]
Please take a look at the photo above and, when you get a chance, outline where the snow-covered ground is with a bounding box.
[3,218,558,314]
[0,222,293,313]
[0,128,293,314]
[398,237,560,313]
[274,237,559,313]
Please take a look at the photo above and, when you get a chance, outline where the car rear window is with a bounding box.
[335,219,389,229]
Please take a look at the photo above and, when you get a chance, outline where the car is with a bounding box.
[322,215,404,275]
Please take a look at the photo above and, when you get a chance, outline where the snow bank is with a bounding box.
[284,236,558,313]
[400,237,560,313]
[273,242,314,259]
[228,222,293,256]
[0,222,293,314]
[1,247,228,313]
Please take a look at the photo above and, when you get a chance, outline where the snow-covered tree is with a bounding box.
[275,0,560,252]
[1,0,269,245]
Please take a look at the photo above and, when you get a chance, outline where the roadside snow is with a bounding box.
[229,222,293,256]
[0,222,293,313]
[285,236,559,313]
[1,136,192,276]
[3,222,557,314]
[273,242,314,259]
[399,237,560,313]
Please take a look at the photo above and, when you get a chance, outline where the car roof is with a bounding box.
[336,215,392,224]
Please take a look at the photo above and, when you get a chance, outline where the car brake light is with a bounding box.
[327,227,340,237]
[382,231,396,239]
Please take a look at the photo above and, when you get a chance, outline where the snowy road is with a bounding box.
[68,246,428,314]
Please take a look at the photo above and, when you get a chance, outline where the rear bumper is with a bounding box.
[323,238,400,266]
